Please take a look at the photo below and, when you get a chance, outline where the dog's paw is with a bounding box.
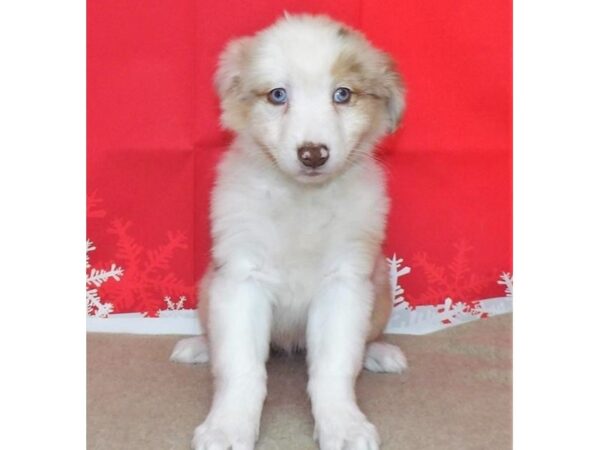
[363,341,407,374]
[170,336,209,364]
[314,405,380,450]
[192,419,255,450]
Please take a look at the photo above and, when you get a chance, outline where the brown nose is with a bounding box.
[297,143,329,168]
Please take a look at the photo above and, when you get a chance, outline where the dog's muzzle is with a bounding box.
[297,143,329,168]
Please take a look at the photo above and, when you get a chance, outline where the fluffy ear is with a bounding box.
[214,37,253,130]
[378,54,406,133]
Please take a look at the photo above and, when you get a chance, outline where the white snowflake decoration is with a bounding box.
[163,295,187,311]
[497,272,513,297]
[437,297,481,323]
[385,248,514,334]
[156,296,187,317]
[387,254,411,309]
[86,239,123,318]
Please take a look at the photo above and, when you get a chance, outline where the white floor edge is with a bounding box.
[87,296,512,336]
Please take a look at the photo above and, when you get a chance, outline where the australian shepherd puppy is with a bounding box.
[171,14,407,450]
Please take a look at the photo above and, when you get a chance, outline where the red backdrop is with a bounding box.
[87,0,512,317]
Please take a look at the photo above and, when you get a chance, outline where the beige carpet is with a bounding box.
[87,314,511,450]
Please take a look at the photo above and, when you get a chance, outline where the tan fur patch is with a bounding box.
[215,37,258,131]
[331,45,404,132]
[331,50,386,132]
[367,256,393,342]
[331,51,366,88]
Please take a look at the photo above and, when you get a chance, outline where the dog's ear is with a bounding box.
[214,37,253,131]
[377,54,406,133]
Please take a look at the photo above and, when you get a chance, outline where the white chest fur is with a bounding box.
[209,146,389,349]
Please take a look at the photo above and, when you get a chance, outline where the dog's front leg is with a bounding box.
[192,269,272,450]
[307,273,380,450]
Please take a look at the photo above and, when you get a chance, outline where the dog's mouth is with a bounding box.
[299,167,326,177]
[296,167,330,183]
[303,170,322,177]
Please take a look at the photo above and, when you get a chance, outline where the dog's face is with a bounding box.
[215,15,405,183]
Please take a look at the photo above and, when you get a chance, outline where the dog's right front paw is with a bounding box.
[191,420,256,450]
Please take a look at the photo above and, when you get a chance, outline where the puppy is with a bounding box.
[171,14,407,450]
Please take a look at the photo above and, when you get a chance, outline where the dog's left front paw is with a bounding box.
[314,404,380,450]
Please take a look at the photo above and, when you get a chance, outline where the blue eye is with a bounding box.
[267,88,288,105]
[333,87,352,104]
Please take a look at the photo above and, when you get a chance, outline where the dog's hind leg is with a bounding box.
[363,340,407,373]
[170,335,210,364]
[363,256,408,373]
[170,266,214,364]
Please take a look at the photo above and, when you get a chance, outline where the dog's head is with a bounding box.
[215,14,405,183]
